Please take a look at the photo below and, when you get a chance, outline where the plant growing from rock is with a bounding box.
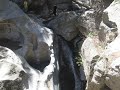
[75,52,83,67]
[87,31,98,38]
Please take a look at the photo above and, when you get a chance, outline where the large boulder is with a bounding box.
[98,0,119,43]
[48,11,79,41]
[0,1,53,64]
[104,0,120,34]
[77,10,96,36]
[81,1,120,90]
[47,9,97,41]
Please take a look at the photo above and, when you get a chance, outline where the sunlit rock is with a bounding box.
[104,0,120,34]
[77,10,96,36]
[81,37,99,78]
[105,57,120,90]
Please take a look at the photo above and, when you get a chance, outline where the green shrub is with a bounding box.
[75,52,83,67]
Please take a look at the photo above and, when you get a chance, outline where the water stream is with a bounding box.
[54,35,82,90]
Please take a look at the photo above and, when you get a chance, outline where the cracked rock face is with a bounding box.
[80,0,120,90]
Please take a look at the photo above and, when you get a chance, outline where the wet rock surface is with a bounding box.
[1,0,120,90]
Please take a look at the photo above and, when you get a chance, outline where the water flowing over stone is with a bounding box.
[0,1,59,90]
[1,0,120,90]
[54,35,82,90]
[0,46,58,90]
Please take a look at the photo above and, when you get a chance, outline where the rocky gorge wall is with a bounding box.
[1,0,120,90]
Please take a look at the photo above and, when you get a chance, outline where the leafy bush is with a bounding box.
[75,52,83,67]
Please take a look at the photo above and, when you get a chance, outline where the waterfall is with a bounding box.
[54,35,82,90]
